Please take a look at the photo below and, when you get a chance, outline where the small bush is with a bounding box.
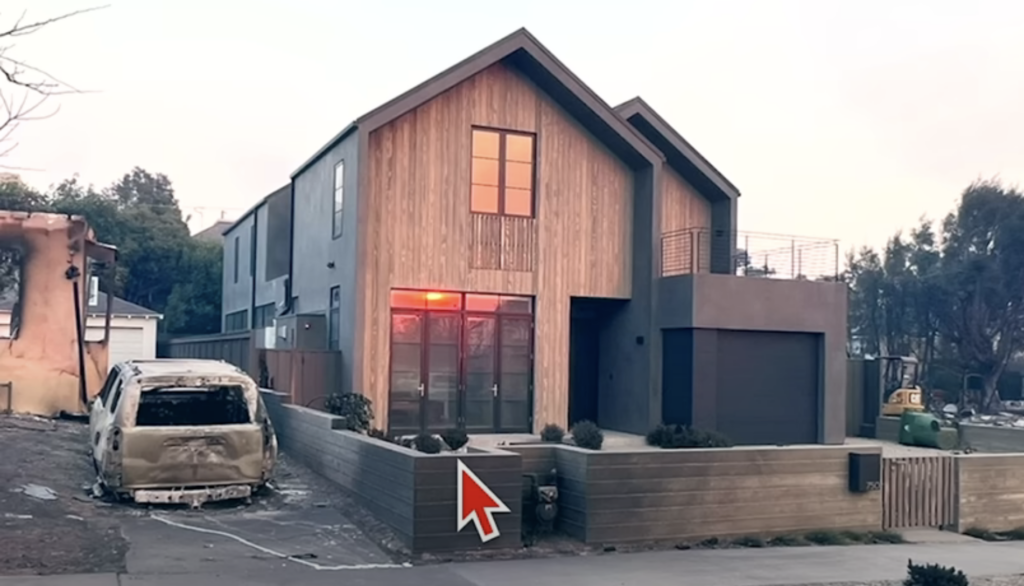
[540,423,566,443]
[804,530,847,546]
[868,530,906,544]
[324,393,374,432]
[1002,526,1024,540]
[441,428,469,451]
[413,433,443,454]
[767,534,807,547]
[904,559,968,586]
[368,428,392,443]
[570,420,603,450]
[730,536,765,548]
[646,423,733,449]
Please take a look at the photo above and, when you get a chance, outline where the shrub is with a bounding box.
[767,534,807,547]
[539,423,565,443]
[441,428,469,451]
[904,559,968,586]
[730,536,765,548]
[367,428,392,443]
[413,433,443,454]
[571,420,603,450]
[324,393,374,432]
[804,530,847,546]
[646,423,733,449]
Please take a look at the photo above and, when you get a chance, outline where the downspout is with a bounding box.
[285,181,295,315]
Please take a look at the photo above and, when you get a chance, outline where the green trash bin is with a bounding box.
[898,411,958,450]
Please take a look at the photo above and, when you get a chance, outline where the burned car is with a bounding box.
[89,359,278,507]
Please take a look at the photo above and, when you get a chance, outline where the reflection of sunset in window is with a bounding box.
[470,128,535,217]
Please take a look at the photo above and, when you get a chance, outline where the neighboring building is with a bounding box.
[0,211,118,416]
[0,289,161,372]
[221,29,847,443]
[193,220,235,243]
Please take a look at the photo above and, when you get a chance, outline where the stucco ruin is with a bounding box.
[0,211,116,416]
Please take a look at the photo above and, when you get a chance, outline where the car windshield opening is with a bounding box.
[135,385,251,426]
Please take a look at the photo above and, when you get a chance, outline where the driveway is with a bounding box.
[0,415,404,577]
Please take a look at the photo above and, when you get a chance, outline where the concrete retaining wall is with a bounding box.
[960,423,1024,453]
[956,453,1024,532]
[875,416,901,443]
[511,443,882,544]
[261,391,523,553]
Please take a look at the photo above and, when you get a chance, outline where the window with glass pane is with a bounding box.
[328,286,340,350]
[332,161,345,238]
[426,314,460,429]
[499,316,532,430]
[469,128,535,218]
[390,313,423,432]
[464,316,496,430]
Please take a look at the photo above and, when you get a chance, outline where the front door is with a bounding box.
[387,290,534,435]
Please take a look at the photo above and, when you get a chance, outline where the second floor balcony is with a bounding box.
[661,227,840,281]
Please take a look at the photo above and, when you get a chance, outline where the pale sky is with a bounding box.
[5,0,1023,252]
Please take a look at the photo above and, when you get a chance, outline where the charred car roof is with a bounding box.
[122,359,249,379]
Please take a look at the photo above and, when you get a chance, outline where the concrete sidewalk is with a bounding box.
[5,540,1024,586]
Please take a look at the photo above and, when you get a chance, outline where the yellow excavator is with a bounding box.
[880,355,925,416]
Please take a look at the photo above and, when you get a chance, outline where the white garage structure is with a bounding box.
[0,291,162,372]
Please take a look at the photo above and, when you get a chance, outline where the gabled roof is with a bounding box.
[292,28,664,179]
[615,97,740,202]
[0,291,161,318]
[222,184,290,237]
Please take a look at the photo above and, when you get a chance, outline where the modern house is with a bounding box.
[220,29,847,444]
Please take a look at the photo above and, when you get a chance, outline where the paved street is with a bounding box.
[5,540,1024,586]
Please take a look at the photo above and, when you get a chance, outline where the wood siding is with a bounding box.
[661,167,711,234]
[359,62,633,430]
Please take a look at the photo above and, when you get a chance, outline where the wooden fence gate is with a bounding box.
[882,455,957,530]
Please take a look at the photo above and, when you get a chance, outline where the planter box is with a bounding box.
[509,443,882,544]
[260,391,522,553]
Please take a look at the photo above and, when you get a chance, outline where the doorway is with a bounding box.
[568,298,622,427]
[387,289,534,435]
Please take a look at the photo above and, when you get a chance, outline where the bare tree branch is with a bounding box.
[0,5,107,160]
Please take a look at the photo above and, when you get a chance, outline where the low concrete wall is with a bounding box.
[960,423,1024,453]
[513,443,882,544]
[875,416,901,443]
[956,454,1024,532]
[261,391,523,553]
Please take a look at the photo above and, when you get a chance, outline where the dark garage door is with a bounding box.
[715,330,820,445]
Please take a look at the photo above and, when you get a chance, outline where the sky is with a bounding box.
[4,0,1023,252]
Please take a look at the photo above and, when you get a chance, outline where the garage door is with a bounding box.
[105,328,147,371]
[715,330,820,445]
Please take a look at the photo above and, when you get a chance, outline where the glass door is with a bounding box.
[389,312,424,435]
[425,313,460,431]
[464,315,497,431]
[498,316,532,431]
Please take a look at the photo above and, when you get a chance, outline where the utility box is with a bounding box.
[272,314,327,351]
[848,452,882,493]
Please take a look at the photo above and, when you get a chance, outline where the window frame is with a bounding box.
[328,286,341,350]
[332,160,345,239]
[469,127,537,218]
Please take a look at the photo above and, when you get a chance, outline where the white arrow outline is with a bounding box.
[456,458,510,543]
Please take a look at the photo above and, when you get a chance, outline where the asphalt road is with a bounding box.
[5,540,1024,586]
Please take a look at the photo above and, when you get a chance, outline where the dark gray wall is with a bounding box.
[595,166,660,435]
[261,391,523,553]
[658,274,849,444]
[291,132,360,391]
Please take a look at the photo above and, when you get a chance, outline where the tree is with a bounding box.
[163,239,223,335]
[0,6,106,158]
[935,179,1024,411]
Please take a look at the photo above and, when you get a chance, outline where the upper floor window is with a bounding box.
[232,236,240,284]
[470,128,535,217]
[333,161,345,238]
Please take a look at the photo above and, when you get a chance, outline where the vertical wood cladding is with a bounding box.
[360,62,632,430]
[661,168,712,274]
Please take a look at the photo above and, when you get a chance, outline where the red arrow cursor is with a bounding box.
[457,459,510,543]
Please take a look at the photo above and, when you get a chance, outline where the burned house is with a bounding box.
[0,211,117,416]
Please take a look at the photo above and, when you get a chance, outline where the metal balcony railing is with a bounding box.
[660,227,840,281]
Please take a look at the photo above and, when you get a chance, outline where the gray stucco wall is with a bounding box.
[252,204,275,310]
[222,214,256,329]
[291,132,360,391]
[659,274,849,444]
